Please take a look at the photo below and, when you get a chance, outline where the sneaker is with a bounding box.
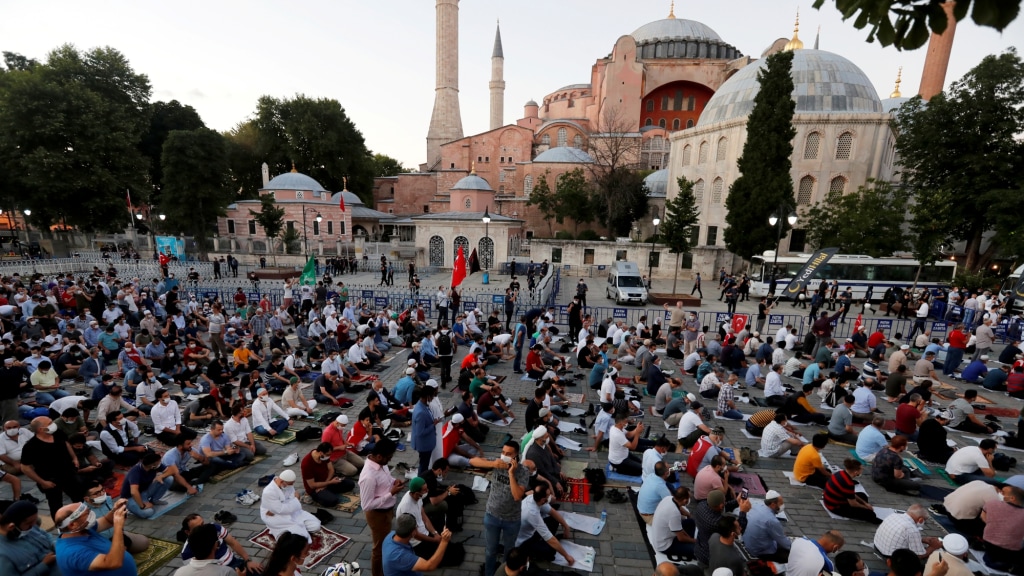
[283,453,298,466]
[214,510,238,524]
[396,442,406,452]
[151,499,169,506]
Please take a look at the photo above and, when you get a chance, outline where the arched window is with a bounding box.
[651,136,664,150]
[835,132,853,160]
[694,179,705,203]
[797,176,815,205]
[716,137,728,161]
[682,145,692,166]
[644,118,653,127]
[573,135,583,149]
[428,236,445,267]
[454,236,469,259]
[464,197,472,210]
[804,132,821,159]
[672,119,680,130]
[712,178,724,203]
[658,119,666,128]
[698,141,708,164]
[478,237,494,270]
[686,119,694,128]
[541,134,550,146]
[557,128,567,148]
[524,175,533,196]
[828,176,847,196]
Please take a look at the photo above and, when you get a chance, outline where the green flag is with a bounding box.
[299,256,316,286]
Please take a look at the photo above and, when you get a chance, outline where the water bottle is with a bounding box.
[600,509,607,527]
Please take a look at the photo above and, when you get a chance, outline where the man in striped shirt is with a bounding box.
[823,459,880,524]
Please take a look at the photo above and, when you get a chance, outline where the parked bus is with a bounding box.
[748,252,957,300]
[1001,264,1024,314]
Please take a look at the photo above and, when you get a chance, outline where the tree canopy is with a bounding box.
[140,100,205,199]
[660,177,702,293]
[813,0,1021,50]
[893,48,1024,270]
[159,128,233,253]
[802,180,910,257]
[724,50,797,260]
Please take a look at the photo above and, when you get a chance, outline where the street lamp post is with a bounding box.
[648,212,661,286]
[136,212,165,259]
[768,208,798,295]
[301,209,323,257]
[482,207,491,285]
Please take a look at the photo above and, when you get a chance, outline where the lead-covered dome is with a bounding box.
[533,147,594,164]
[697,49,883,127]
[263,171,326,192]
[451,174,494,191]
[644,169,669,198]
[632,18,723,44]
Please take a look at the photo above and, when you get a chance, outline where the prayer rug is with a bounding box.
[730,472,768,497]
[350,374,379,383]
[558,479,591,504]
[975,406,1021,418]
[256,429,297,445]
[300,492,362,513]
[144,439,173,454]
[135,537,182,576]
[249,527,350,570]
[560,459,590,479]
[102,472,126,499]
[210,455,268,483]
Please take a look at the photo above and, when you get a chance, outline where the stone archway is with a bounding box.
[478,237,494,270]
[429,236,445,267]
[454,236,469,259]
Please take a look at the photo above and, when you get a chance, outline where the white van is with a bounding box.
[606,261,649,305]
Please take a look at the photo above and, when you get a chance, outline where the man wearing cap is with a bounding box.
[55,499,134,576]
[322,415,364,477]
[260,469,320,542]
[383,512,452,575]
[743,489,790,561]
[440,413,482,469]
[301,442,355,508]
[0,500,58,575]
[889,344,910,375]
[960,355,990,384]
[395,476,460,565]
[394,367,417,406]
[922,534,971,576]
[524,425,564,495]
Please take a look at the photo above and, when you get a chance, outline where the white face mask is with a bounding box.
[777,504,786,513]
[160,398,169,405]
[90,496,107,506]
[500,454,513,464]
[4,429,19,438]
[187,364,197,370]
[998,493,1006,502]
[45,423,58,434]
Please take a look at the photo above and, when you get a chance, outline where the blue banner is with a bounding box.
[876,320,893,330]
[418,299,432,309]
[362,290,374,299]
[156,236,185,260]
[374,297,389,308]
[492,295,505,304]
[768,315,784,326]
[248,292,260,302]
[613,308,628,319]
[203,291,219,301]
[930,321,948,333]
[715,313,731,323]
[463,302,477,312]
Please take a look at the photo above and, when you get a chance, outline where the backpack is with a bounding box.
[318,412,343,426]
[295,426,323,442]
[437,331,453,356]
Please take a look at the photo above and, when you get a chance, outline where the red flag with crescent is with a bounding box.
[853,313,863,334]
[451,245,467,288]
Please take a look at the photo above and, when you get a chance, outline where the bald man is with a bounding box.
[20,417,83,519]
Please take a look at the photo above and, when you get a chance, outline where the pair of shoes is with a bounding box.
[606,488,627,504]
[18,493,41,504]
[257,474,276,487]
[214,510,238,524]
[236,489,260,505]
[283,453,298,466]
[514,370,524,374]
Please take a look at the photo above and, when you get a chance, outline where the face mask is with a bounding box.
[320,455,331,463]
[160,398,169,405]
[777,504,786,513]
[500,454,513,464]
[91,496,107,506]
[259,397,268,402]
[998,493,1006,502]
[45,423,58,434]
[64,418,76,425]
[530,469,538,477]
[4,429,18,438]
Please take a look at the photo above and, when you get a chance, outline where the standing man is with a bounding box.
[756,297,771,334]
[471,442,530,576]
[576,279,588,310]
[21,417,83,519]
[664,301,686,332]
[691,272,703,298]
[412,385,438,476]
[436,323,454,388]
[359,439,404,576]
[436,286,449,328]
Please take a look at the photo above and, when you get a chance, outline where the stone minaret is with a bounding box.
[489,21,505,131]
[918,1,958,100]
[426,0,464,169]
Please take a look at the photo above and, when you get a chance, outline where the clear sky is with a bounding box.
[3,0,1021,172]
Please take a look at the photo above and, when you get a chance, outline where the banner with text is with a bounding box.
[783,247,839,299]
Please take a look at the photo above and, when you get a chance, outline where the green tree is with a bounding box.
[598,169,650,236]
[224,120,264,199]
[250,194,286,265]
[371,153,406,177]
[894,48,1024,271]
[555,168,595,236]
[159,128,232,255]
[660,177,702,294]
[585,106,647,236]
[802,180,910,256]
[724,50,796,260]
[813,0,1021,50]
[2,52,38,72]
[140,100,205,198]
[526,170,557,237]
[253,95,374,202]
[0,45,152,231]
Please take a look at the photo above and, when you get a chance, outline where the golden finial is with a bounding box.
[290,162,297,173]
[342,176,348,191]
[470,161,476,175]
[784,9,804,51]
[668,0,676,19]
[890,66,903,98]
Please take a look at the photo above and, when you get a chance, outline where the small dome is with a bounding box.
[644,169,669,198]
[525,99,538,107]
[331,190,364,206]
[264,171,326,192]
[632,18,723,44]
[451,174,494,191]
[881,97,911,113]
[533,147,594,164]
[697,49,883,127]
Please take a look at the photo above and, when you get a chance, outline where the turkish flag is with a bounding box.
[451,245,467,288]
[853,313,863,334]
[339,193,346,212]
[731,314,748,334]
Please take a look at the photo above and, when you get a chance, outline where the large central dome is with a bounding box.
[631,18,723,44]
[697,49,883,127]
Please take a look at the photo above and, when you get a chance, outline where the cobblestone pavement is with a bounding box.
[18,266,1022,576]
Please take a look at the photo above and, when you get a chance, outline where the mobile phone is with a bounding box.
[740,488,749,500]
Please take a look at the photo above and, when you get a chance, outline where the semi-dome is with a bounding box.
[264,171,326,192]
[632,18,723,44]
[644,169,669,198]
[451,174,494,191]
[532,147,594,164]
[697,49,883,127]
[881,97,911,113]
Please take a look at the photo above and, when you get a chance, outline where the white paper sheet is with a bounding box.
[557,421,586,434]
[556,436,583,451]
[563,393,585,404]
[964,436,1024,453]
[472,476,490,492]
[484,417,511,427]
[552,540,596,572]
[560,512,605,535]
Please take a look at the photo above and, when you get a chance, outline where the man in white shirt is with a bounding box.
[252,388,291,437]
[945,441,998,486]
[224,404,265,463]
[260,469,321,541]
[764,364,787,406]
[395,477,450,559]
[650,486,696,557]
[873,504,941,559]
[608,413,643,476]
[514,483,575,564]
[0,421,33,473]
[151,388,192,445]
[677,403,712,449]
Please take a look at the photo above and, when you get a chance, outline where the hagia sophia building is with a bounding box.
[365,0,958,275]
